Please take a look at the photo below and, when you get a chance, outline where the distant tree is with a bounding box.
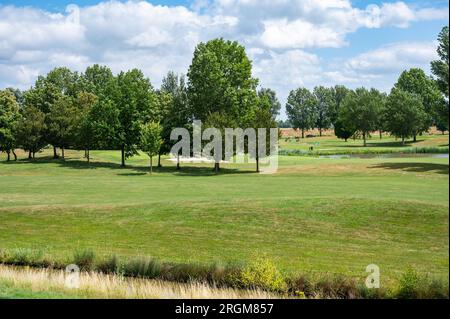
[313,86,333,136]
[286,88,317,138]
[394,68,441,140]
[258,88,281,118]
[384,89,428,145]
[187,38,258,125]
[140,122,163,174]
[47,95,79,159]
[73,92,98,162]
[15,105,46,159]
[276,119,291,128]
[330,85,350,126]
[339,88,382,146]
[159,71,190,168]
[431,26,449,98]
[0,90,20,161]
[112,69,157,167]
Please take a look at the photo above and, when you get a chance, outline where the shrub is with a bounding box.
[73,249,95,271]
[235,257,286,292]
[396,268,449,299]
[96,255,119,274]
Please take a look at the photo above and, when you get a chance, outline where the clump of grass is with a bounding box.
[395,268,448,299]
[96,255,119,274]
[73,249,95,271]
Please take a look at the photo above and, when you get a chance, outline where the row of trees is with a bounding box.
[0,39,278,172]
[286,26,449,145]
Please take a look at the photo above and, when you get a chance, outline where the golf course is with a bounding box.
[1,133,448,295]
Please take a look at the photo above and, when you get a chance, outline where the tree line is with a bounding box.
[0,38,278,172]
[286,26,449,146]
[1,26,448,169]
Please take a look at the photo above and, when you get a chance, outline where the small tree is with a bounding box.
[140,122,163,174]
[334,118,354,142]
[384,89,428,145]
[286,88,317,138]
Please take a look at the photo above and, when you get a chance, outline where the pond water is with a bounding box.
[318,153,449,159]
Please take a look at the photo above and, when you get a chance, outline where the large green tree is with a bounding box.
[394,68,441,139]
[330,85,350,126]
[384,89,428,144]
[313,86,333,136]
[112,69,157,167]
[0,90,20,161]
[286,88,317,138]
[339,88,382,146]
[431,26,449,98]
[187,38,258,125]
[73,91,98,162]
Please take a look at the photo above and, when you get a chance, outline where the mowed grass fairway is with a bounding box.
[0,136,448,286]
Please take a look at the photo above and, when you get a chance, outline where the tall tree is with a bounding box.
[187,38,258,124]
[113,69,157,167]
[73,92,98,162]
[46,95,78,159]
[384,89,428,145]
[339,88,382,146]
[81,64,115,98]
[431,26,449,98]
[394,68,441,140]
[158,71,190,168]
[330,85,350,126]
[140,122,163,174]
[286,88,317,138]
[15,105,46,159]
[0,90,20,161]
[258,88,281,118]
[313,86,333,136]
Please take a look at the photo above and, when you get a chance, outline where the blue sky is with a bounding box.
[0,0,448,119]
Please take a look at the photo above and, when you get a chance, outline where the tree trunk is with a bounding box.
[61,146,65,160]
[158,153,162,167]
[256,155,260,173]
[363,132,367,147]
[6,151,10,162]
[121,145,125,167]
[402,136,405,145]
[28,150,32,159]
[176,153,180,170]
[150,156,153,174]
[32,151,36,159]
[413,134,417,142]
[214,162,220,173]
[379,130,382,139]
[345,138,348,142]
[301,128,304,139]
[53,146,58,159]
[319,128,322,137]
[87,149,90,163]
[12,150,17,161]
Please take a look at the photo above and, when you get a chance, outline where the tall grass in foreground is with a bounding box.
[0,265,278,299]
[0,248,448,299]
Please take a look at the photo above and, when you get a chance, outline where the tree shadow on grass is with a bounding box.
[1,156,256,176]
[369,162,449,175]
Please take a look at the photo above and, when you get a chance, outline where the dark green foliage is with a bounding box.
[286,88,317,138]
[73,249,95,271]
[334,118,355,141]
[431,26,449,98]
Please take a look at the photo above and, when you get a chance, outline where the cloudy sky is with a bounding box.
[0,0,448,119]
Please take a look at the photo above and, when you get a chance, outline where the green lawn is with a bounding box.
[280,133,449,154]
[0,137,448,286]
